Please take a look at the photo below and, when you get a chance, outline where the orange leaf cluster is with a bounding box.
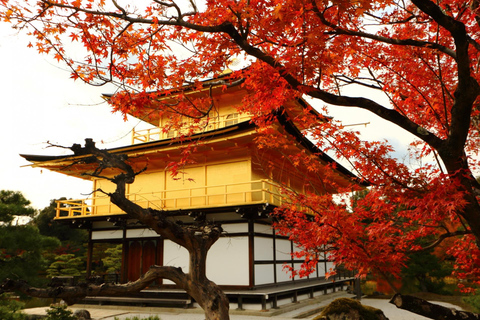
[2,0,480,289]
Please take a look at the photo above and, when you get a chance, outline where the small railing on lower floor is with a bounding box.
[55,179,287,219]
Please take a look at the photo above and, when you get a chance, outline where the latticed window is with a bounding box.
[225,113,239,126]
[167,130,176,138]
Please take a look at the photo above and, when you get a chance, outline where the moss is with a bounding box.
[313,298,385,320]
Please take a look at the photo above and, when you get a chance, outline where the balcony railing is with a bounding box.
[55,179,286,219]
[132,113,251,144]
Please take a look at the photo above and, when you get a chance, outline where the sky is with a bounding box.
[0,24,147,209]
[0,22,417,211]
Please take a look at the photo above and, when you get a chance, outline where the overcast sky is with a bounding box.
[0,24,145,209]
[0,23,416,211]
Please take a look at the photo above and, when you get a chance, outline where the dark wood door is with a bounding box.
[127,241,142,281]
[142,240,156,273]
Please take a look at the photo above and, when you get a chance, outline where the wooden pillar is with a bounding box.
[324,247,328,278]
[121,226,128,283]
[272,226,277,284]
[237,296,244,310]
[86,229,93,278]
[290,239,294,282]
[248,219,255,287]
[157,237,164,285]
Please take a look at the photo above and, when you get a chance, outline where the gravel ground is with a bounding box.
[104,299,463,320]
[361,299,463,320]
[23,294,465,320]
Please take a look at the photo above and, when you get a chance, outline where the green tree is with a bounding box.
[33,199,88,254]
[46,254,84,278]
[0,191,60,286]
[402,249,452,294]
[44,305,76,320]
[0,190,35,225]
[0,294,26,320]
[102,245,122,275]
[89,243,121,275]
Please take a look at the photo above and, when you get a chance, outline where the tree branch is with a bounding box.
[0,265,186,305]
[421,230,472,251]
[71,139,223,251]
[41,0,226,32]
[390,294,480,320]
[216,23,446,151]
[312,2,457,59]
[411,0,480,159]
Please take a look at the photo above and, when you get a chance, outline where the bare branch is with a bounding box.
[0,265,186,305]
[390,294,480,320]
[421,230,472,251]
[311,1,457,59]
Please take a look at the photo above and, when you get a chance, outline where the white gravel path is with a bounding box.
[360,299,463,320]
[23,296,466,320]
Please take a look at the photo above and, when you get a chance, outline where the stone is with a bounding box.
[73,309,91,320]
[313,298,389,320]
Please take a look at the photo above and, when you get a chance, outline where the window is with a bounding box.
[224,113,239,126]
[167,130,176,138]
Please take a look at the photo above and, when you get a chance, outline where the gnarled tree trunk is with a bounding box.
[85,139,231,320]
[2,139,231,320]
[390,294,480,320]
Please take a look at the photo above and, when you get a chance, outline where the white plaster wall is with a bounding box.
[317,261,327,277]
[275,238,292,261]
[293,262,304,280]
[254,237,273,260]
[254,264,274,285]
[326,261,335,275]
[207,236,249,285]
[276,263,292,282]
[163,240,189,284]
[292,241,303,255]
[222,223,248,233]
[91,230,123,240]
[254,223,272,234]
[126,228,158,238]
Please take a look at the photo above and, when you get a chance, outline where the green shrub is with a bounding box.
[45,305,76,320]
[361,281,377,296]
[46,254,84,278]
[102,244,123,274]
[0,294,26,320]
[463,294,480,313]
[22,297,54,309]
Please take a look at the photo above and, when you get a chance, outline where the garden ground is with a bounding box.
[22,291,467,320]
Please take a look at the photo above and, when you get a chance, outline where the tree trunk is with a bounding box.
[178,244,230,320]
[14,140,232,320]
[184,278,230,320]
[390,294,480,320]
[435,145,480,246]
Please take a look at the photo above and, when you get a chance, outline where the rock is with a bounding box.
[313,298,389,320]
[73,309,91,320]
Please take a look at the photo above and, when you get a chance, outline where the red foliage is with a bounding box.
[2,0,480,290]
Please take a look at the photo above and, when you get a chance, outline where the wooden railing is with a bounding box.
[55,179,285,219]
[132,113,251,144]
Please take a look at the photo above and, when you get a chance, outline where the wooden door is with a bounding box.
[127,241,142,281]
[142,240,156,273]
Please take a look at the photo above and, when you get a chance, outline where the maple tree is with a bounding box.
[1,0,480,319]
